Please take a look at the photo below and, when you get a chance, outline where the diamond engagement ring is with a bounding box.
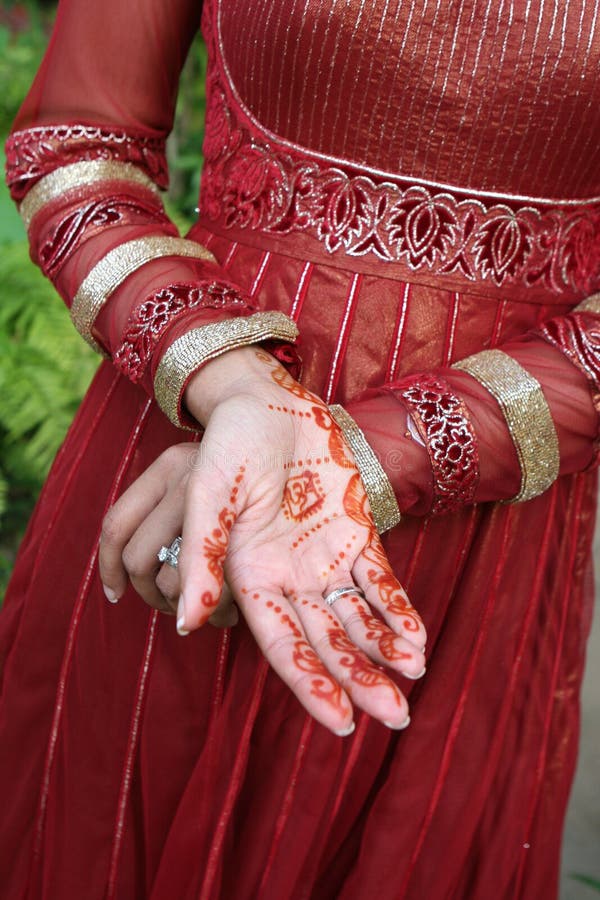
[157,536,182,569]
[324,586,367,607]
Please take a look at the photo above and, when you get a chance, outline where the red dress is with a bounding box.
[2,2,600,898]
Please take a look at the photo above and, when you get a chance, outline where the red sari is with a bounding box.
[2,2,600,898]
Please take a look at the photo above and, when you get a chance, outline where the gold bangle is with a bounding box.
[453,349,559,502]
[154,311,300,428]
[327,404,401,534]
[19,160,160,230]
[574,292,600,315]
[71,236,217,351]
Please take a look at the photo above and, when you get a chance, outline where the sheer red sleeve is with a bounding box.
[5,0,300,429]
[344,301,600,518]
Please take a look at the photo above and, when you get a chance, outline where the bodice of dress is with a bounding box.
[199,1,600,305]
[217,0,600,202]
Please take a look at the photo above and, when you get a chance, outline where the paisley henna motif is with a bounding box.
[327,629,401,700]
[355,607,414,663]
[310,405,354,468]
[293,641,346,712]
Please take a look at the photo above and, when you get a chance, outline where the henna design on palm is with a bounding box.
[281,469,325,522]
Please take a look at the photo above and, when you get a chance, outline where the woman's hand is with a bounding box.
[100,347,427,735]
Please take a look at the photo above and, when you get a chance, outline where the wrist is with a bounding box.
[184,346,280,426]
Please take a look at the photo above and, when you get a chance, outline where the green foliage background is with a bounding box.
[0,2,207,596]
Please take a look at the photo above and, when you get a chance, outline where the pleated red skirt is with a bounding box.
[0,219,596,899]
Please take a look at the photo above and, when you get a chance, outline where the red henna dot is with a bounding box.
[324,517,330,524]
[339,551,345,559]
[302,599,308,605]
[253,592,260,600]
[268,404,274,409]
[292,541,298,549]
[213,528,222,538]
[317,523,322,529]
[306,458,312,465]
[274,605,282,613]
[329,564,335,570]
[297,460,303,467]
[324,456,330,463]
[311,603,319,609]
[266,600,274,608]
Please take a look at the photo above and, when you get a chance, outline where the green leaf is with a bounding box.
[571,874,600,891]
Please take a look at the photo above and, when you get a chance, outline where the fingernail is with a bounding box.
[103,585,119,604]
[334,721,356,737]
[384,715,411,730]
[403,666,426,680]
[176,594,189,636]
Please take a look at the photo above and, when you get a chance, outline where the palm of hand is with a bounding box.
[179,353,426,735]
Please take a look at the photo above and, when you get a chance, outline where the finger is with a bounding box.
[177,456,246,634]
[321,582,426,679]
[99,446,186,602]
[121,489,185,613]
[155,563,180,614]
[352,536,427,651]
[236,586,354,735]
[208,582,239,628]
[290,591,411,728]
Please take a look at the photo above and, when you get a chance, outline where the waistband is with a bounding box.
[198,79,600,308]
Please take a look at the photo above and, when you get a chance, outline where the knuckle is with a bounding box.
[100,508,123,545]
[262,630,298,658]
[121,545,146,579]
[159,444,191,474]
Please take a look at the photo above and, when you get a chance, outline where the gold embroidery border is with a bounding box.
[154,311,300,428]
[71,236,217,352]
[575,292,600,315]
[19,160,161,230]
[453,349,559,503]
[328,404,401,534]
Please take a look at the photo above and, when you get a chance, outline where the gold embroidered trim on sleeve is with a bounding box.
[19,160,161,230]
[574,292,600,315]
[70,236,217,352]
[154,311,300,429]
[327,404,401,534]
[453,349,559,503]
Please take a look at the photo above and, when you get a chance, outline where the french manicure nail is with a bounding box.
[103,585,119,604]
[403,666,427,680]
[176,594,189,635]
[384,715,411,730]
[334,721,356,737]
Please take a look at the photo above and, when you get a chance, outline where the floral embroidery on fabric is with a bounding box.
[389,375,480,515]
[5,124,169,200]
[113,282,252,382]
[37,195,172,280]
[199,74,600,296]
[539,310,600,465]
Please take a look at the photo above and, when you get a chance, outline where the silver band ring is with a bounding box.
[157,536,182,569]
[324,586,366,607]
